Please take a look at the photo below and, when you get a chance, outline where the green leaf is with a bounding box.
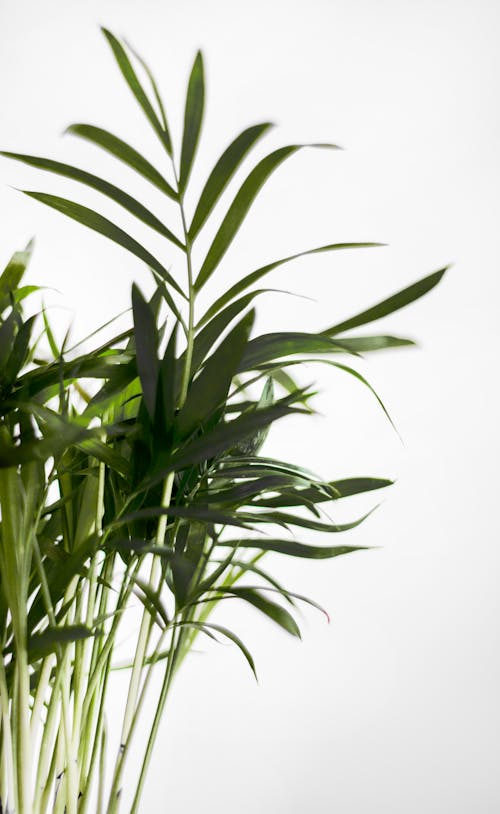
[22,191,185,298]
[176,310,254,439]
[66,124,177,199]
[219,538,368,559]
[1,152,184,249]
[332,335,415,352]
[237,332,355,372]
[179,51,204,193]
[253,477,392,508]
[195,145,339,290]
[101,28,173,155]
[189,122,273,240]
[241,507,375,533]
[0,239,34,312]
[323,267,448,335]
[197,242,381,325]
[176,621,257,680]
[3,315,36,386]
[132,283,159,420]
[217,586,301,637]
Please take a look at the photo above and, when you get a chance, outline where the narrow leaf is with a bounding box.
[219,538,368,559]
[323,267,448,335]
[132,283,159,419]
[22,191,185,297]
[195,145,333,290]
[189,123,273,240]
[2,152,184,248]
[179,51,204,192]
[198,242,382,326]
[101,28,173,155]
[66,124,177,199]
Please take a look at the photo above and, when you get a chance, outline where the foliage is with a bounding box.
[0,28,445,814]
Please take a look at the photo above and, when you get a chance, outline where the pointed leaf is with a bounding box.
[132,283,159,419]
[101,28,172,155]
[2,152,184,248]
[22,191,185,297]
[219,538,368,559]
[217,586,301,637]
[195,145,339,290]
[323,267,448,335]
[66,124,177,199]
[189,122,273,240]
[198,242,382,326]
[176,310,254,439]
[179,51,204,192]
[0,240,34,312]
[237,332,355,372]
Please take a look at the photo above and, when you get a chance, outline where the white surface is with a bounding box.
[1,1,499,811]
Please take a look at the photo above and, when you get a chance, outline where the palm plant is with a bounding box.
[0,28,445,814]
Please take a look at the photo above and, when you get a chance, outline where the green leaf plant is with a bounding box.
[0,28,446,814]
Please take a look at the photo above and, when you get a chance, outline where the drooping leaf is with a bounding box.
[101,28,173,155]
[195,145,340,290]
[176,620,257,680]
[145,398,307,485]
[66,124,177,199]
[1,152,184,248]
[179,51,205,193]
[189,122,273,240]
[22,191,185,297]
[323,267,448,335]
[215,586,301,637]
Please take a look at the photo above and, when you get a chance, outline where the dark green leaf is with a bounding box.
[176,310,254,439]
[176,621,257,680]
[195,145,336,290]
[179,51,204,192]
[323,267,448,335]
[237,332,355,372]
[22,191,185,297]
[66,124,177,199]
[189,123,273,240]
[2,152,184,249]
[101,28,173,155]
[0,239,34,312]
[132,283,159,420]
[219,538,368,559]
[216,586,301,637]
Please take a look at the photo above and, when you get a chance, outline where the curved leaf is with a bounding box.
[1,151,184,249]
[66,124,177,199]
[198,242,383,327]
[195,144,340,290]
[189,122,273,240]
[22,191,185,298]
[219,538,368,559]
[215,586,300,637]
[237,332,355,372]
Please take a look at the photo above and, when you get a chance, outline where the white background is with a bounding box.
[1,1,499,812]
